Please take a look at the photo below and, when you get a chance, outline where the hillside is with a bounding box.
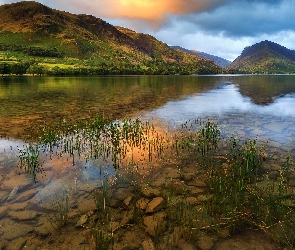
[228,40,295,73]
[171,46,231,68]
[0,1,220,75]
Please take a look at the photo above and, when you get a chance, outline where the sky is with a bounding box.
[2,0,295,61]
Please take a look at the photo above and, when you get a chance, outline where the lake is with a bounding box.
[1,74,295,149]
[1,75,295,249]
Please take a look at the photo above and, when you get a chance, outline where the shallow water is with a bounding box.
[1,75,295,248]
[144,79,295,151]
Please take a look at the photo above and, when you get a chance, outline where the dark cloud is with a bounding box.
[183,0,295,37]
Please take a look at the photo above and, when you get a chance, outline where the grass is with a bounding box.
[16,117,295,248]
[39,63,76,69]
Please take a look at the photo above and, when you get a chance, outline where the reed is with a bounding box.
[92,222,114,250]
[18,143,42,182]
[15,117,295,248]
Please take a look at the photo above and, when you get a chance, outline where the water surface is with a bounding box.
[1,74,295,248]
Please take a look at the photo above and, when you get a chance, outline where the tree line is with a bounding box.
[0,61,221,76]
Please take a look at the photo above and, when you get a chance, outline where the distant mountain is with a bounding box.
[228,40,295,73]
[0,1,220,75]
[171,46,231,68]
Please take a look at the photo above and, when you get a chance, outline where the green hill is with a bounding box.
[0,1,220,75]
[228,40,295,74]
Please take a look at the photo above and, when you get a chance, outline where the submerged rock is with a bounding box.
[3,174,33,191]
[141,187,161,198]
[6,186,18,202]
[75,214,88,227]
[136,198,150,211]
[145,197,165,213]
[143,211,167,237]
[8,210,38,221]
[197,235,215,250]
[142,238,155,250]
[14,188,37,203]
[0,206,8,218]
[0,191,9,203]
[122,195,135,209]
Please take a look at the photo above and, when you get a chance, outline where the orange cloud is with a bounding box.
[68,0,224,22]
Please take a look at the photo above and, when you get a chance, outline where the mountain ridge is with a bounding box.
[229,40,295,73]
[171,46,231,68]
[0,1,220,75]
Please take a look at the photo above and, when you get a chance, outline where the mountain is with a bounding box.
[228,40,295,73]
[0,1,220,75]
[171,46,231,68]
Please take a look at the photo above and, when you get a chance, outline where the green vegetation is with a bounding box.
[228,40,295,74]
[0,2,221,76]
[18,117,295,248]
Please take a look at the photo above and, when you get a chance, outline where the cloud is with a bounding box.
[4,0,292,37]
[66,0,226,21]
[152,26,254,61]
[187,0,295,37]
[41,0,294,39]
[150,14,295,61]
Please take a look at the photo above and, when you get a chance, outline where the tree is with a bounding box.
[26,64,46,76]
[10,62,30,75]
[0,63,11,76]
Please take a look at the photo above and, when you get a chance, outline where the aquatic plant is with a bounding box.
[92,222,114,250]
[92,178,112,213]
[204,138,295,247]
[196,120,220,156]
[14,117,295,248]
[18,143,42,182]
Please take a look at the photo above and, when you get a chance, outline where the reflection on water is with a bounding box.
[1,75,295,178]
[1,75,295,248]
[146,81,295,150]
[0,76,217,139]
[1,75,294,139]
[150,82,295,119]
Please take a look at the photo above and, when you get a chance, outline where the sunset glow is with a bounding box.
[68,0,221,21]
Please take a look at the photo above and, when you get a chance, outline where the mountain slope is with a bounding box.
[228,40,295,73]
[171,46,231,68]
[0,1,220,75]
